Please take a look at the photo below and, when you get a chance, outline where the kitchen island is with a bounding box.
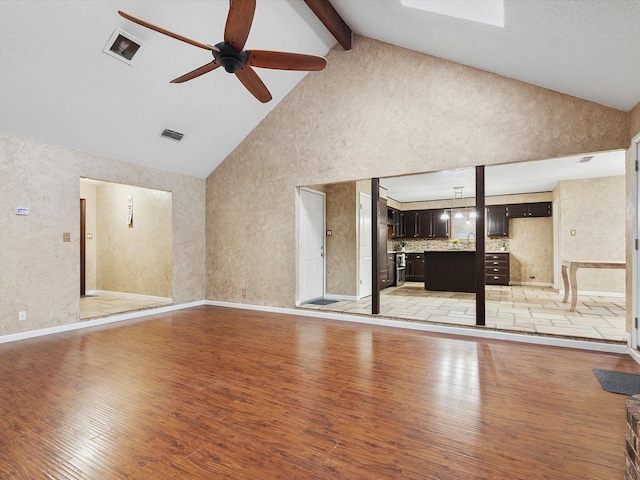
[424,250,476,293]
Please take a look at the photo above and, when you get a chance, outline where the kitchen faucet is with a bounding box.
[467,233,476,246]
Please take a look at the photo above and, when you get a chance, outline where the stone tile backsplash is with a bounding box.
[389,238,509,252]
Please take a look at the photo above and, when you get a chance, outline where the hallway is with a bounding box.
[80,292,172,320]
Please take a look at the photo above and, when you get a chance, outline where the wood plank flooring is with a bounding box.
[0,305,638,479]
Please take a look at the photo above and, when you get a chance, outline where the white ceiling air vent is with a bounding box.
[577,155,594,163]
[160,129,184,141]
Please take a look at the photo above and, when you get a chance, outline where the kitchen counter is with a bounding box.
[423,250,475,293]
[395,250,509,254]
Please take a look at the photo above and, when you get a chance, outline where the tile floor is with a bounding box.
[299,282,626,342]
[80,292,173,320]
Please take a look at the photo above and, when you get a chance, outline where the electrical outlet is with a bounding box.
[242,289,247,298]
[63,232,71,242]
[18,311,26,321]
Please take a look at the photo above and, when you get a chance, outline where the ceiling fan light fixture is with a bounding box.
[213,42,248,73]
[118,6,326,103]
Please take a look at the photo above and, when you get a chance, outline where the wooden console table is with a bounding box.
[561,260,625,312]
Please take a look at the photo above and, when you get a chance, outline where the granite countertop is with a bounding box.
[389,250,509,254]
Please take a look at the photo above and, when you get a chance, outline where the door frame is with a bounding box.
[633,134,640,349]
[80,198,86,296]
[553,197,560,290]
[298,187,326,304]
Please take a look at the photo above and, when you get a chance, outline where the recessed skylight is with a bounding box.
[401,0,505,28]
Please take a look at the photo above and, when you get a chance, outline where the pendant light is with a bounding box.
[453,186,464,219]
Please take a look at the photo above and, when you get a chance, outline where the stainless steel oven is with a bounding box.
[395,253,406,286]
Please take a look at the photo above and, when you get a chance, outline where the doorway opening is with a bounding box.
[79,178,173,319]
[297,150,627,344]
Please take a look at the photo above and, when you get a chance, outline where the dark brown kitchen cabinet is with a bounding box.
[378,199,389,289]
[404,210,419,238]
[389,208,404,239]
[428,209,449,238]
[507,202,552,218]
[487,205,509,237]
[405,253,425,282]
[402,209,449,239]
[387,253,396,286]
[397,211,406,238]
[485,253,510,285]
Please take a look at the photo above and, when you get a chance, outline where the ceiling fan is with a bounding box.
[118,0,327,103]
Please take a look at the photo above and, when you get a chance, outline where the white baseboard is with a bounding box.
[511,281,553,287]
[0,300,205,345]
[205,300,629,354]
[558,289,625,298]
[630,348,640,366]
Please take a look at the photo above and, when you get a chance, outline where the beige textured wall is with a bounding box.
[95,182,172,298]
[556,176,625,293]
[630,101,640,140]
[0,132,206,336]
[509,218,553,284]
[79,181,97,291]
[325,182,357,296]
[206,36,629,308]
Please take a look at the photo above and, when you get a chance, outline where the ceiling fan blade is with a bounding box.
[235,66,272,103]
[118,11,219,52]
[170,61,221,83]
[224,0,256,51]
[248,50,327,71]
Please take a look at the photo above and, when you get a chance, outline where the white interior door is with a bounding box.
[359,193,372,298]
[299,188,325,303]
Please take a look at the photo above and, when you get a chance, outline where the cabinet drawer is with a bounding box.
[485,265,508,275]
[486,254,508,261]
[485,258,508,266]
[486,274,509,285]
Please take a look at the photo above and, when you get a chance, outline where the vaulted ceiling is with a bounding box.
[1,1,639,179]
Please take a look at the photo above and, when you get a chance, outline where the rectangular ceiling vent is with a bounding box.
[577,155,593,163]
[160,129,184,141]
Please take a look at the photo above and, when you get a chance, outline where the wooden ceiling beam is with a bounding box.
[303,0,352,50]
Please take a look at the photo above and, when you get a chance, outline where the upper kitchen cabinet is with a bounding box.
[404,210,419,238]
[507,202,552,218]
[487,205,509,237]
[429,209,449,238]
[487,202,553,237]
[388,207,405,239]
[404,209,449,239]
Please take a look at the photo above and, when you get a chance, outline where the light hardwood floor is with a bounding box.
[0,306,636,479]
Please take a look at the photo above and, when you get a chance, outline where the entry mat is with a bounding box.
[306,299,338,306]
[593,368,640,396]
